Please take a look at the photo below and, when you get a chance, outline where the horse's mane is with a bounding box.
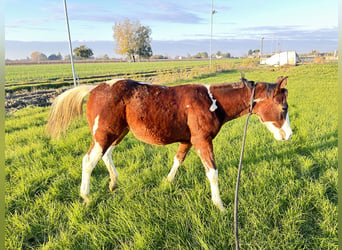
[256,82,277,97]
[210,81,245,90]
[211,80,277,98]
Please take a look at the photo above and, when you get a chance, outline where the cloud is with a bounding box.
[104,0,206,24]
[133,1,205,24]
[142,10,203,24]
[6,17,55,30]
[239,25,338,41]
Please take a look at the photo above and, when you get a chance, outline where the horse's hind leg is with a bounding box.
[80,125,125,204]
[167,142,192,182]
[80,140,104,205]
[102,128,129,191]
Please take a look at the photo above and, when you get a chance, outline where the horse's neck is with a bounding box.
[211,85,251,122]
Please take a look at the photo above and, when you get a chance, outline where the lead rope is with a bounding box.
[234,83,256,250]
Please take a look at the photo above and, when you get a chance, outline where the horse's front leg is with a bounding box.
[167,142,192,182]
[192,138,225,211]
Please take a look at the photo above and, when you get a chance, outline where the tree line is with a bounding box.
[30,45,95,62]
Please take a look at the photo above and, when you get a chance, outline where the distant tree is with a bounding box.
[201,52,209,58]
[31,51,48,62]
[113,19,139,61]
[248,49,260,57]
[73,45,93,59]
[48,53,63,60]
[31,51,40,61]
[103,54,110,60]
[151,54,168,59]
[39,53,47,61]
[135,25,152,60]
[113,19,152,62]
[222,52,231,58]
[194,52,201,58]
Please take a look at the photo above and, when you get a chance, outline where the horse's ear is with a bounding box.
[274,76,288,94]
[240,72,245,79]
[240,72,249,87]
[240,72,246,83]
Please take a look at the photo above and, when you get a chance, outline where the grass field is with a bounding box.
[5,61,337,249]
[5,60,242,92]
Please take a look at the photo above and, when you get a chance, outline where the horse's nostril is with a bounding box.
[280,129,286,139]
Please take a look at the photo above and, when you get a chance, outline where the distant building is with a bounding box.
[261,51,300,66]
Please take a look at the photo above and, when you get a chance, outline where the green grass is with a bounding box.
[5,62,337,249]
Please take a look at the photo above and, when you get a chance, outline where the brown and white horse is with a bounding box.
[46,77,292,211]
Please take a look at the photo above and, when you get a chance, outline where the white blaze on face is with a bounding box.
[263,113,293,141]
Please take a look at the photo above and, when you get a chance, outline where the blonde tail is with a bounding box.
[46,85,95,138]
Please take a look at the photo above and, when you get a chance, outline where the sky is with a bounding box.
[5,0,338,58]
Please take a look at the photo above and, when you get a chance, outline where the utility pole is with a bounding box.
[260,37,264,64]
[260,37,264,58]
[63,0,77,87]
[210,0,217,68]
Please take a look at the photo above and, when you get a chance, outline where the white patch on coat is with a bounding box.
[204,85,218,112]
[186,105,190,108]
[167,156,180,182]
[253,98,264,103]
[93,115,100,136]
[105,79,124,86]
[263,113,292,141]
[80,141,103,203]
[102,146,118,191]
[206,168,225,211]
[137,81,152,85]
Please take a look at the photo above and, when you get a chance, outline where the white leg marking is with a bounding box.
[102,146,118,191]
[93,115,100,136]
[80,141,103,204]
[167,156,180,182]
[204,85,218,112]
[206,168,225,211]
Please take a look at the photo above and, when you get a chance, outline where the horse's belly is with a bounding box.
[128,121,190,145]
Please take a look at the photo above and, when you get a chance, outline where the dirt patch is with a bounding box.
[5,87,70,113]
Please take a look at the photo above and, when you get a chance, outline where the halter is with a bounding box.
[248,82,256,114]
[240,76,257,113]
[234,78,256,250]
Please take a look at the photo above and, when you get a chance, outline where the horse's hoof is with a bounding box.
[109,182,117,191]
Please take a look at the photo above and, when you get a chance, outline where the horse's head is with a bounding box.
[252,76,293,141]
